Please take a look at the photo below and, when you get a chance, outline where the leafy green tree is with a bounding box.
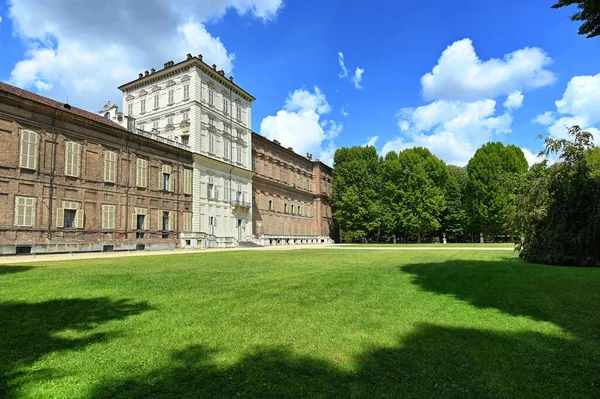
[380,151,402,241]
[465,142,528,240]
[518,126,600,266]
[441,170,466,241]
[395,147,448,242]
[552,0,600,38]
[331,146,381,242]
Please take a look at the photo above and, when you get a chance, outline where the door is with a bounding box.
[136,215,145,239]
[237,219,243,241]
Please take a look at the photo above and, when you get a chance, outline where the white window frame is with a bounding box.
[102,204,116,229]
[184,169,193,195]
[168,89,174,105]
[56,201,83,229]
[65,141,81,177]
[19,130,38,170]
[183,84,190,100]
[136,158,148,188]
[154,94,160,110]
[14,196,36,227]
[104,151,117,183]
[140,99,146,114]
[208,132,215,154]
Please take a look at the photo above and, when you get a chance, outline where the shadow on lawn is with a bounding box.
[0,297,152,398]
[401,259,600,340]
[89,322,599,398]
[0,265,35,276]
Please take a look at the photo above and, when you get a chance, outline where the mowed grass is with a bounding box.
[1,250,599,398]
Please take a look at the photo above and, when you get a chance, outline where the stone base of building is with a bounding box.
[257,235,333,246]
[0,241,176,256]
[179,232,239,249]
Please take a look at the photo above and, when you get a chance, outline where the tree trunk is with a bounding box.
[417,232,421,243]
[393,235,397,244]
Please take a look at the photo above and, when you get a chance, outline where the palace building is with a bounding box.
[0,54,337,255]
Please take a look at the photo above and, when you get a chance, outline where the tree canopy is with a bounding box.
[552,0,600,38]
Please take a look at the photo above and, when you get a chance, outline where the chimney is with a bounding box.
[138,73,143,79]
[218,70,225,76]
[151,68,156,73]
[212,64,217,70]
[144,70,149,76]
[288,147,294,151]
[229,76,234,82]
[306,153,312,160]
[186,53,192,60]
[273,140,280,145]
[198,54,203,61]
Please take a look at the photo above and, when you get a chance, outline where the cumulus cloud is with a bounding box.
[6,0,283,111]
[382,99,513,166]
[351,67,364,89]
[421,38,555,101]
[362,136,379,147]
[503,90,524,110]
[533,73,600,142]
[337,52,348,78]
[521,148,545,167]
[260,87,341,166]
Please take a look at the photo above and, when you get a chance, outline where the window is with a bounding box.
[207,178,215,199]
[161,210,173,231]
[223,98,229,115]
[183,84,189,100]
[291,205,295,214]
[14,196,36,227]
[223,139,229,160]
[20,130,38,170]
[140,99,146,114]
[167,116,173,126]
[237,146,242,163]
[236,104,242,121]
[184,169,193,195]
[224,180,231,201]
[182,111,189,121]
[132,207,147,233]
[284,203,288,213]
[102,205,116,229]
[65,141,81,177]
[208,115,215,126]
[154,94,160,109]
[268,200,273,210]
[168,89,174,104]
[136,158,148,188]
[208,88,214,105]
[152,120,159,131]
[104,151,117,183]
[160,165,173,191]
[127,103,133,116]
[224,124,231,134]
[183,212,192,232]
[139,123,145,131]
[56,201,83,229]
[208,133,215,153]
[181,135,189,146]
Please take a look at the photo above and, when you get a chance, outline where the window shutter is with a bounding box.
[157,210,162,230]
[74,143,81,177]
[168,211,174,231]
[65,142,72,176]
[158,165,163,189]
[102,206,107,229]
[56,208,64,228]
[75,210,84,228]
[169,171,175,192]
[131,212,137,230]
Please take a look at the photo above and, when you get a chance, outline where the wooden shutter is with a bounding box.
[184,169,192,195]
[168,211,174,231]
[75,210,84,228]
[65,142,72,176]
[56,208,64,228]
[104,151,116,183]
[131,212,137,231]
[20,131,38,170]
[169,170,175,192]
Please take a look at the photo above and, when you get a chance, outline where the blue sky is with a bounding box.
[1,0,599,165]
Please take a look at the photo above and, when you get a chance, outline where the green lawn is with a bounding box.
[342,242,515,247]
[1,250,599,398]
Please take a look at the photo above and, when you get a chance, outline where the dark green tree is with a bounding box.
[465,142,528,240]
[441,170,466,242]
[518,126,600,266]
[331,146,381,242]
[552,0,600,38]
[395,147,448,243]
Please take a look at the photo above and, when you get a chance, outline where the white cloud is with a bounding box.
[6,0,282,111]
[259,86,341,166]
[337,52,348,78]
[534,73,600,143]
[504,90,524,110]
[351,67,364,89]
[521,148,545,167]
[340,104,349,117]
[383,99,513,165]
[362,136,379,147]
[421,38,556,101]
[337,52,364,89]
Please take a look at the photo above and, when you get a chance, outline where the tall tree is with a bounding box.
[465,142,528,240]
[395,147,448,242]
[331,146,381,242]
[518,126,600,266]
[553,0,600,38]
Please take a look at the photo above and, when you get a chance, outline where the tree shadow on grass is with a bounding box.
[0,298,153,398]
[89,323,599,398]
[0,265,35,276]
[401,259,600,340]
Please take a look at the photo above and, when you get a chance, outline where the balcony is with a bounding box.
[230,199,251,210]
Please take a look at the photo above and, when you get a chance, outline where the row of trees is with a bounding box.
[331,142,528,243]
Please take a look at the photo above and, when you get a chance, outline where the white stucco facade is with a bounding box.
[117,55,255,247]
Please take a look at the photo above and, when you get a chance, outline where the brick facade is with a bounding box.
[252,133,338,245]
[0,82,193,255]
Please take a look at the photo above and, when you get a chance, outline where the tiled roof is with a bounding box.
[0,81,124,130]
